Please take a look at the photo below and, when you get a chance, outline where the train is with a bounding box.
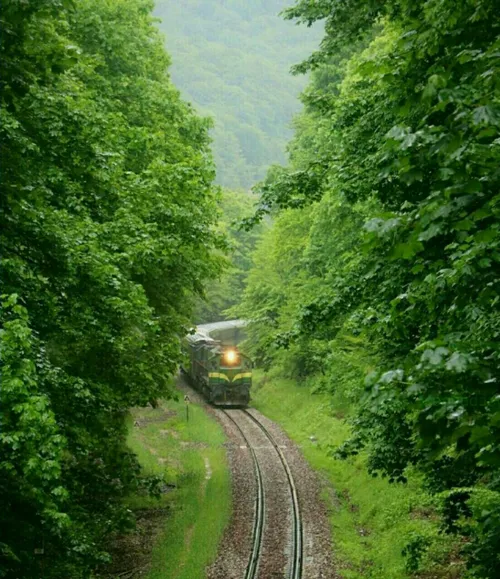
[181,320,252,406]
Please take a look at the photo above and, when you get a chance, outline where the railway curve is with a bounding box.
[221,410,265,579]
[242,408,303,579]
[217,408,303,579]
[187,376,336,579]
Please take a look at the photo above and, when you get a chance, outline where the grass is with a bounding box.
[126,390,231,579]
[251,368,463,579]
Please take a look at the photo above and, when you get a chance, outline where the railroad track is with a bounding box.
[222,408,303,579]
[222,410,265,579]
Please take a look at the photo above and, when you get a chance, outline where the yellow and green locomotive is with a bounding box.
[182,320,252,406]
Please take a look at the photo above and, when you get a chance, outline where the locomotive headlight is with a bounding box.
[224,349,237,364]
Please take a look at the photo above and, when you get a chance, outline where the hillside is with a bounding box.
[154,0,321,189]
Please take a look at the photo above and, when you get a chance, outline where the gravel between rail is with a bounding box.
[221,410,265,579]
[227,408,292,578]
[241,409,302,578]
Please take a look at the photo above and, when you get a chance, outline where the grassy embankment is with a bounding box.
[126,392,230,579]
[251,368,463,579]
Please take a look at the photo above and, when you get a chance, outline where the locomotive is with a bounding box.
[182,320,252,406]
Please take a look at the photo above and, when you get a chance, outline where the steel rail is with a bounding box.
[242,409,303,579]
[221,410,265,579]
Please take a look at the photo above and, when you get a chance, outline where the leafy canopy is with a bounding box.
[0,0,221,576]
[240,0,500,576]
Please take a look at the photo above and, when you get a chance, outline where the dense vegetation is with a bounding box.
[195,189,265,323]
[154,0,321,189]
[239,0,500,576]
[3,0,499,577]
[0,1,221,577]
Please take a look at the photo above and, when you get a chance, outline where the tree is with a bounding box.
[242,1,500,575]
[0,1,221,576]
[195,189,264,323]
[153,0,321,188]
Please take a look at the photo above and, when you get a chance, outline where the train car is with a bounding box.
[182,320,252,406]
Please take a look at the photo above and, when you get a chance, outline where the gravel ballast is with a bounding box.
[245,408,337,579]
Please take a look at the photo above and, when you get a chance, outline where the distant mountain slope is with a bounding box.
[154,0,320,189]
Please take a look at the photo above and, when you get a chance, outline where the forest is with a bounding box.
[153,0,321,189]
[1,0,222,576]
[237,0,500,577]
[1,0,499,578]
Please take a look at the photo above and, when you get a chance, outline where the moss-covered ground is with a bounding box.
[125,392,230,579]
[251,369,464,579]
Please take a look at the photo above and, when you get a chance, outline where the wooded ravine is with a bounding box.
[1,1,499,578]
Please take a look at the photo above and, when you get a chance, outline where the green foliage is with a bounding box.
[239,0,500,576]
[463,489,500,577]
[153,0,321,189]
[234,204,316,369]
[0,1,221,576]
[195,189,264,323]
[0,296,70,576]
